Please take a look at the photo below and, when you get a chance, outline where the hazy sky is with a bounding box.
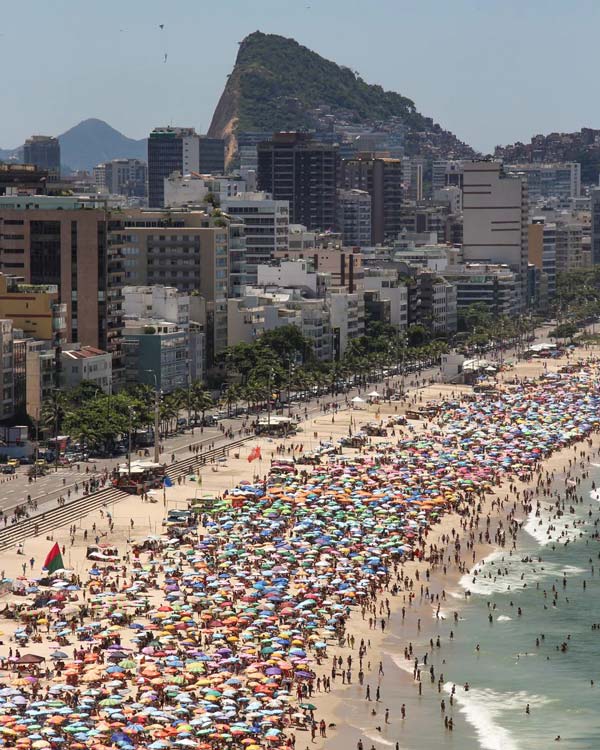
[2,0,598,152]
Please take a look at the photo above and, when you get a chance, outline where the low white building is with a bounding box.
[123,286,190,328]
[61,345,112,393]
[164,172,247,207]
[256,259,321,295]
[227,291,333,361]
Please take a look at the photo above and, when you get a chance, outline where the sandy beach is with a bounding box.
[0,344,598,750]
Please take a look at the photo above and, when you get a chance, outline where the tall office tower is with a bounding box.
[339,155,403,244]
[257,132,338,231]
[23,136,61,180]
[591,188,600,265]
[462,160,529,309]
[198,137,225,174]
[148,127,201,208]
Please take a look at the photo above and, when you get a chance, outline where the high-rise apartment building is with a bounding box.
[554,222,587,272]
[257,132,338,231]
[338,156,402,244]
[148,127,199,208]
[93,158,147,197]
[462,161,529,309]
[529,219,557,298]
[198,137,225,174]
[110,209,230,363]
[506,163,580,201]
[0,197,126,384]
[23,136,60,180]
[337,189,372,247]
[431,160,464,194]
[222,193,289,285]
[148,128,225,207]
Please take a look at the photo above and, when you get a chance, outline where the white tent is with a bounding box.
[351,396,365,406]
[367,391,380,398]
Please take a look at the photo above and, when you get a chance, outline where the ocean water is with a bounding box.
[330,465,600,750]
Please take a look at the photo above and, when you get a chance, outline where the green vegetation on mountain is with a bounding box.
[209,32,474,162]
[234,31,426,131]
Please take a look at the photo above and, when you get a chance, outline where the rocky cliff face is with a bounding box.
[209,31,475,166]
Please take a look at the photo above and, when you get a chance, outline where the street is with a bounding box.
[0,321,562,520]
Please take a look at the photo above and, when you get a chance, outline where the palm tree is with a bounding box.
[40,391,72,470]
[223,384,241,417]
[190,382,213,425]
[69,424,100,455]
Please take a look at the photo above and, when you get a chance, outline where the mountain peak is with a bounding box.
[209,31,474,164]
[58,119,147,171]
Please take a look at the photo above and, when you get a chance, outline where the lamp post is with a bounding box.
[127,406,134,476]
[267,367,272,428]
[144,370,161,464]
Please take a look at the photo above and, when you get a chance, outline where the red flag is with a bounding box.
[247,446,262,462]
[43,542,64,574]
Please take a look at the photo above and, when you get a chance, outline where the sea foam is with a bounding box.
[443,684,550,750]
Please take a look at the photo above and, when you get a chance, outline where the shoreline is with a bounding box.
[307,356,600,750]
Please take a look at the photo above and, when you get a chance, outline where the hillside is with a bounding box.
[495,128,600,184]
[0,119,147,173]
[209,31,475,164]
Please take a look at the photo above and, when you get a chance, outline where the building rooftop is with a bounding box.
[62,346,108,360]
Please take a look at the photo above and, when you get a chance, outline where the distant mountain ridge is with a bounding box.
[209,31,476,165]
[0,118,147,173]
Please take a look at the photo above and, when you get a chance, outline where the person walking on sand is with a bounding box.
[365,684,371,700]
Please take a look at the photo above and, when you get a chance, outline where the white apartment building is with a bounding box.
[328,288,364,358]
[443,263,519,318]
[256,259,320,295]
[123,286,190,328]
[392,244,453,272]
[432,160,464,193]
[288,224,316,252]
[462,161,528,309]
[93,158,147,197]
[506,163,581,201]
[222,194,290,283]
[61,345,112,393]
[363,269,409,329]
[164,172,247,207]
[554,222,589,273]
[227,292,333,361]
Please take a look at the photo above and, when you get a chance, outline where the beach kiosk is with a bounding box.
[115,460,165,494]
